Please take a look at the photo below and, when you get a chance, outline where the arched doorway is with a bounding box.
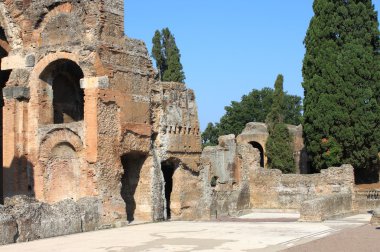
[250,141,265,168]
[0,26,11,204]
[39,59,84,124]
[161,160,177,220]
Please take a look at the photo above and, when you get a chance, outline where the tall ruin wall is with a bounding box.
[0,0,203,226]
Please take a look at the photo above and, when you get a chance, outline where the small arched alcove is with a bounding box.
[39,59,84,124]
[250,141,265,168]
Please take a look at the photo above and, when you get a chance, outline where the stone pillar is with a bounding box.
[2,86,30,198]
[80,76,109,163]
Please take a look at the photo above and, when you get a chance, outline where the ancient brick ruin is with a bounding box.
[0,0,203,225]
[1,0,380,246]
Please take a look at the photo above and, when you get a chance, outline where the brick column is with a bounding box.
[2,87,30,198]
[80,76,109,163]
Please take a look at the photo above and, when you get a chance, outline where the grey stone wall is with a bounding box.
[250,165,355,210]
[353,189,380,213]
[201,135,259,218]
[299,194,353,222]
[0,196,102,245]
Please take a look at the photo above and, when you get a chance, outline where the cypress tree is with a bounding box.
[266,74,285,132]
[152,30,166,80]
[151,28,185,83]
[266,123,296,173]
[302,0,380,182]
[162,28,186,83]
[265,75,295,173]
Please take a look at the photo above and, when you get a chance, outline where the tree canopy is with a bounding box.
[202,87,303,147]
[302,0,380,182]
[151,28,185,83]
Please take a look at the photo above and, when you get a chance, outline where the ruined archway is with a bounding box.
[39,59,84,124]
[120,152,148,222]
[250,141,264,168]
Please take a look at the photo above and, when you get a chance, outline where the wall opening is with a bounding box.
[120,152,147,222]
[250,142,264,167]
[161,160,177,220]
[40,59,84,124]
[0,27,11,204]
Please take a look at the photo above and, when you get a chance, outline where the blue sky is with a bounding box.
[124,1,380,130]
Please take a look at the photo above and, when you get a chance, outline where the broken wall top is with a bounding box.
[0,0,124,51]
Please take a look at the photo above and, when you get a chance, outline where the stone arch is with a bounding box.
[39,129,84,203]
[39,129,83,161]
[32,2,73,45]
[31,2,83,47]
[27,53,94,198]
[250,141,265,168]
[28,53,89,126]
[39,59,84,124]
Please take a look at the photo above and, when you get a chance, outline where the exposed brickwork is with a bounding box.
[0,0,202,225]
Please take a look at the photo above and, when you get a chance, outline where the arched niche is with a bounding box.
[39,59,84,124]
[44,142,81,203]
[39,129,84,203]
[250,141,265,168]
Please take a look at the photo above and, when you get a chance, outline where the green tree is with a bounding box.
[201,87,303,147]
[202,123,220,147]
[151,28,185,83]
[152,30,166,80]
[302,0,380,182]
[266,74,285,132]
[266,123,295,173]
[265,75,295,173]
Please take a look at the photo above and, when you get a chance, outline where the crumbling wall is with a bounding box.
[0,0,159,226]
[352,188,380,213]
[151,82,203,221]
[237,122,309,173]
[201,135,259,218]
[0,196,102,246]
[202,133,355,219]
[299,194,352,222]
[250,164,355,209]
